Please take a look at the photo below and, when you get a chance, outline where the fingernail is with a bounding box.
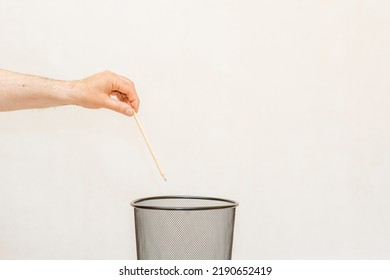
[125,108,133,116]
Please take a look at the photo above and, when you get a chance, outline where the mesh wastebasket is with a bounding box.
[131,195,238,260]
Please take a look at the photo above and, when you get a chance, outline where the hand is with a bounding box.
[73,70,140,116]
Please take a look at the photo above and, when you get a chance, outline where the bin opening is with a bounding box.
[131,195,238,210]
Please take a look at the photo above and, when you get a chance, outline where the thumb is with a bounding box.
[104,97,134,116]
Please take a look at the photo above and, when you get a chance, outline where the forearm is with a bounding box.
[0,69,76,111]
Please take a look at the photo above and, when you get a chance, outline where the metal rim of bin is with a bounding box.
[131,195,238,211]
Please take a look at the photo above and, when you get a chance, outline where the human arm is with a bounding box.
[0,69,139,115]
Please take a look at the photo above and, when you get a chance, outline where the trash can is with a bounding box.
[131,195,238,260]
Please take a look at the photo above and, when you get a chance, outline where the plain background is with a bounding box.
[1,0,390,259]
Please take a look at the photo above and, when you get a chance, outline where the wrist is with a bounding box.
[55,80,81,106]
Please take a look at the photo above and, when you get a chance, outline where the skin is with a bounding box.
[0,69,140,115]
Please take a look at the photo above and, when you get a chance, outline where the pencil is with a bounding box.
[132,111,167,181]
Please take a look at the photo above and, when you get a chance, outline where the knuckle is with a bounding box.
[115,103,122,113]
[102,70,114,77]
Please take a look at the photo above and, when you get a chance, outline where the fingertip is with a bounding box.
[131,99,140,112]
[125,108,134,116]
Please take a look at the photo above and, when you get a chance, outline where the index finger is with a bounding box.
[111,74,140,112]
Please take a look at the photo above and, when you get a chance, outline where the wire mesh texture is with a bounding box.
[131,196,238,260]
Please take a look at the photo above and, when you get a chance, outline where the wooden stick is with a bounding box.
[132,111,167,181]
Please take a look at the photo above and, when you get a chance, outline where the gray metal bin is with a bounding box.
[131,195,238,260]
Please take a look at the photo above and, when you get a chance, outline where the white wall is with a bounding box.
[1,0,390,259]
